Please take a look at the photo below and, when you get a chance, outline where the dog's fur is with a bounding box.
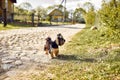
[44,33,65,58]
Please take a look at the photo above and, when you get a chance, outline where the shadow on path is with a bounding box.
[56,54,97,63]
[39,24,86,29]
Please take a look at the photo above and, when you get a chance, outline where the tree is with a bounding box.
[15,2,32,23]
[19,2,32,11]
[0,1,7,27]
[14,6,25,14]
[35,6,47,23]
[47,5,64,11]
[75,2,96,26]
[98,0,120,30]
[83,2,94,12]
[74,8,85,23]
[112,0,117,8]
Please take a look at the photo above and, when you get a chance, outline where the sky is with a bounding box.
[15,0,102,10]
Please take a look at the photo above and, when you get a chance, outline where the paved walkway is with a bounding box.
[0,24,85,79]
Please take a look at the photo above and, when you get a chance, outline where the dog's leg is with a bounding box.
[50,52,54,59]
[54,49,59,57]
[45,50,49,55]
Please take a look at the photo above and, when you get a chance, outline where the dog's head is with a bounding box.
[45,37,52,44]
[56,33,65,46]
[44,37,52,51]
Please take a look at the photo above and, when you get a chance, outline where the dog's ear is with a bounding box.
[57,33,61,36]
[45,37,47,40]
[57,33,63,38]
[45,37,51,40]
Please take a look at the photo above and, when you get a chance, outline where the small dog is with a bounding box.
[44,33,65,58]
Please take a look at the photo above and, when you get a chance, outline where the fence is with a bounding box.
[14,13,41,26]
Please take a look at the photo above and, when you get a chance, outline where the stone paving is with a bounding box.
[0,24,85,79]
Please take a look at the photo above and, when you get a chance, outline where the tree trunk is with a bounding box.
[3,8,7,27]
[31,13,34,26]
[113,0,117,8]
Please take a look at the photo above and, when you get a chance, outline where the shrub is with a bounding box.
[98,0,120,30]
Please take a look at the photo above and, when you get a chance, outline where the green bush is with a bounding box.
[74,2,96,27]
[98,0,120,30]
[85,10,96,26]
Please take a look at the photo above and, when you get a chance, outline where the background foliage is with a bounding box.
[98,0,120,30]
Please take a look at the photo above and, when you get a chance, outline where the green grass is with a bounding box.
[65,27,120,58]
[0,23,34,30]
[0,21,71,31]
[28,27,120,80]
[41,21,72,25]
[30,62,120,80]
[0,24,19,30]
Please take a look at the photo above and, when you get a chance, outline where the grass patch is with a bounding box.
[0,21,71,31]
[29,62,120,80]
[0,23,34,30]
[0,24,20,30]
[64,27,120,58]
[29,27,120,80]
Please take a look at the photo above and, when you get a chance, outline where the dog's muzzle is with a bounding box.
[58,38,65,46]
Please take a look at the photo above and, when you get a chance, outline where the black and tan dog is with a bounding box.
[44,33,65,58]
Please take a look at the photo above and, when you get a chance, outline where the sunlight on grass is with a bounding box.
[0,24,20,30]
[0,23,34,31]
[29,27,120,80]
